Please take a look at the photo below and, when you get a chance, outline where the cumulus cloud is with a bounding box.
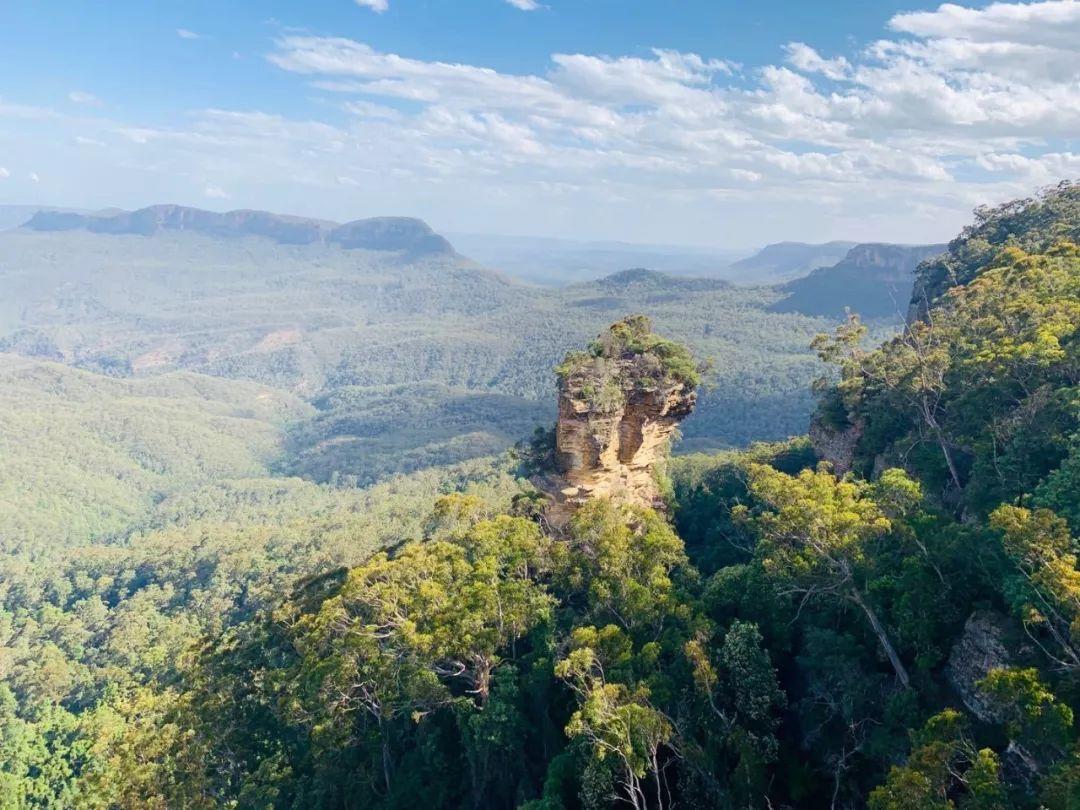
[505,0,541,9]
[176,28,200,40]
[204,184,229,199]
[355,0,389,11]
[784,43,851,80]
[0,167,9,179]
[889,0,1080,47]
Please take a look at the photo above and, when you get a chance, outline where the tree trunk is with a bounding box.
[848,587,911,688]
[922,400,963,492]
[382,738,393,793]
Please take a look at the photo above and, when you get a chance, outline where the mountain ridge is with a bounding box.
[23,203,457,258]
[769,241,946,319]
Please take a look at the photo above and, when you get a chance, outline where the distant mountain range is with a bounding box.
[447,231,743,285]
[21,204,456,258]
[724,240,858,284]
[769,242,946,319]
[3,203,945,325]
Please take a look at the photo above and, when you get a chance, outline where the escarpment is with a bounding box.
[542,315,699,526]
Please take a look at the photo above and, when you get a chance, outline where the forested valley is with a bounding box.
[1,182,1079,809]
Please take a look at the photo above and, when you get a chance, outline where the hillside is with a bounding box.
[911,180,1080,316]
[769,242,945,319]
[813,181,1080,516]
[2,185,1079,809]
[0,354,310,550]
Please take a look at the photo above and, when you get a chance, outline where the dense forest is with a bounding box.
[2,182,1079,808]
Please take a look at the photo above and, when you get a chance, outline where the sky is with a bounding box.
[0,0,1077,248]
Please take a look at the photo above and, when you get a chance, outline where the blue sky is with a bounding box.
[1,0,1077,247]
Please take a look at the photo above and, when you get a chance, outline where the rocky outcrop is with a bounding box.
[945,610,1017,723]
[23,204,456,258]
[809,413,863,476]
[541,317,698,526]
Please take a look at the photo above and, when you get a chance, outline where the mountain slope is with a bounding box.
[0,354,309,549]
[911,180,1080,316]
[769,242,945,319]
[0,228,849,461]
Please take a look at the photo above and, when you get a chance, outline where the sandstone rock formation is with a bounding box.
[542,316,698,526]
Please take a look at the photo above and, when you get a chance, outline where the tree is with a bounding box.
[868,709,1006,810]
[740,464,914,687]
[559,501,690,636]
[992,505,1080,671]
[978,668,1073,765]
[556,640,676,810]
[286,515,555,797]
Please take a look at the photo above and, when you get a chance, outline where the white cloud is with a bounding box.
[889,0,1080,48]
[0,167,9,178]
[176,28,200,40]
[355,0,389,11]
[784,43,851,80]
[68,90,101,106]
[976,150,1080,182]
[204,184,229,199]
[505,0,541,9]
[28,172,40,182]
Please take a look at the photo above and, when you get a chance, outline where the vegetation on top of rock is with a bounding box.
[555,315,705,411]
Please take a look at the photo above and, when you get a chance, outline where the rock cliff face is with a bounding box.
[808,413,863,476]
[945,610,1016,723]
[542,316,698,526]
[770,242,945,319]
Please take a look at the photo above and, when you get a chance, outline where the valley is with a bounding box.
[0,205,933,500]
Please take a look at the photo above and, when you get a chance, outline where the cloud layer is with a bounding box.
[3,1,1078,245]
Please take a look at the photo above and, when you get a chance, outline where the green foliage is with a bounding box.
[815,231,1080,514]
[978,668,1073,761]
[0,355,307,550]
[560,500,690,634]
[992,506,1080,672]
[557,315,703,389]
[556,316,706,419]
[913,180,1080,311]
[868,710,1007,810]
